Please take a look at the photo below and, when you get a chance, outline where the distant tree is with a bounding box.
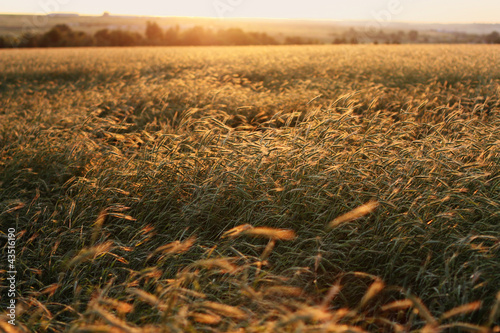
[347,28,358,38]
[40,24,71,47]
[249,32,278,45]
[409,30,419,42]
[332,37,346,44]
[164,25,180,45]
[94,29,111,46]
[145,21,164,44]
[37,24,95,47]
[350,37,358,44]
[2,35,18,48]
[0,36,6,48]
[201,29,218,46]
[485,31,500,44]
[388,32,401,44]
[73,31,94,46]
[95,28,142,46]
[285,36,306,45]
[182,26,206,45]
[18,32,40,47]
[221,28,252,45]
[109,30,143,46]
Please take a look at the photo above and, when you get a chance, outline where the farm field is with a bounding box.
[1,44,500,332]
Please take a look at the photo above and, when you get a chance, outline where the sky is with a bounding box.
[1,0,500,23]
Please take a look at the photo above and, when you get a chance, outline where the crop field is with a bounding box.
[1,44,500,332]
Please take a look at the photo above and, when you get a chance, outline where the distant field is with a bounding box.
[1,45,499,332]
[2,14,499,44]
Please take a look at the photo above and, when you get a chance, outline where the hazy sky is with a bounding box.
[2,0,499,23]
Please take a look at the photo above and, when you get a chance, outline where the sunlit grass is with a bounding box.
[0,44,499,332]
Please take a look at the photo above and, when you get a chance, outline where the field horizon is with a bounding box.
[1,13,500,46]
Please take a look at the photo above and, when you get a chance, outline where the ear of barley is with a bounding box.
[91,305,139,333]
[127,288,160,307]
[263,285,303,297]
[321,283,342,308]
[359,280,385,308]
[147,236,196,260]
[91,210,107,244]
[407,294,437,326]
[295,306,333,322]
[381,299,413,312]
[221,224,254,239]
[244,227,296,240]
[440,301,482,321]
[195,258,238,274]
[190,312,222,325]
[329,201,379,228]
[67,241,114,268]
[261,239,276,260]
[100,297,134,314]
[201,301,246,319]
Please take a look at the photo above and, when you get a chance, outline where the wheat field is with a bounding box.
[1,44,500,332]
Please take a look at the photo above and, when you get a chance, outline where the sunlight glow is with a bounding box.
[1,0,499,23]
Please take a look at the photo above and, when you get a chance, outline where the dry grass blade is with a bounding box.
[0,321,24,333]
[359,280,385,308]
[91,305,140,333]
[321,283,342,308]
[195,258,238,274]
[374,317,406,333]
[420,325,440,333]
[438,322,490,332]
[244,227,296,240]
[40,283,60,297]
[100,297,134,314]
[127,288,161,307]
[407,294,438,326]
[146,236,196,260]
[91,210,107,244]
[221,224,254,239]
[295,306,333,322]
[321,323,367,333]
[70,325,124,332]
[329,201,379,228]
[1,201,25,215]
[263,285,303,297]
[200,301,246,319]
[174,287,206,299]
[440,301,481,321]
[488,291,500,326]
[261,239,276,260]
[380,299,413,312]
[67,241,114,268]
[107,212,136,221]
[190,312,222,325]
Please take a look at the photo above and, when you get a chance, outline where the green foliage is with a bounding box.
[0,45,499,331]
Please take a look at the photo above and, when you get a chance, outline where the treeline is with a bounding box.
[332,28,500,45]
[1,22,499,48]
[0,22,319,48]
